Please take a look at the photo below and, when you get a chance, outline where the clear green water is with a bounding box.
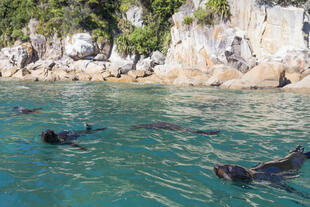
[0,81,310,207]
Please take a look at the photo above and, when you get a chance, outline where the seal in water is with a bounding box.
[214,145,310,198]
[41,123,106,150]
[13,106,42,114]
[131,121,220,135]
[214,145,310,182]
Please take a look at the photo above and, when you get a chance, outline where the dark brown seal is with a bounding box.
[13,106,42,114]
[214,145,310,182]
[41,124,106,150]
[131,122,220,135]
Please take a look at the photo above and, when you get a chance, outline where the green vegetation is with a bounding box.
[191,0,231,26]
[0,0,185,56]
[0,0,121,47]
[194,9,214,26]
[0,0,37,46]
[116,0,185,56]
[183,16,194,25]
[206,0,231,21]
[120,0,137,13]
[36,0,120,43]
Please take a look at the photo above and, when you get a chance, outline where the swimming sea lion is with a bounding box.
[131,122,220,135]
[13,106,42,114]
[214,145,310,182]
[41,124,106,150]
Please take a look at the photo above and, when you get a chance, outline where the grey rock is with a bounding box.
[30,33,46,59]
[136,57,154,71]
[65,33,97,60]
[126,5,143,27]
[1,43,34,68]
[93,54,107,61]
[151,51,165,65]
[119,63,134,74]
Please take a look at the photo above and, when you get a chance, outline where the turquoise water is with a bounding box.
[0,81,310,207]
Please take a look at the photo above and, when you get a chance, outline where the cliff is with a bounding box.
[1,0,310,92]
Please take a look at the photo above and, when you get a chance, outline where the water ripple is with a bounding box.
[0,81,310,206]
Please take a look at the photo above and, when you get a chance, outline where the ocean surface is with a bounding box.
[0,80,310,207]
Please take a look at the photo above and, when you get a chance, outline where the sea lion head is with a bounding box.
[214,164,253,181]
[41,130,59,144]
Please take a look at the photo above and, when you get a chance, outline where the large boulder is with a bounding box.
[161,68,210,85]
[137,74,165,84]
[136,57,154,71]
[0,68,18,78]
[205,65,243,86]
[69,60,92,71]
[29,20,64,60]
[221,78,254,90]
[241,62,285,88]
[108,44,137,72]
[106,74,137,83]
[12,69,31,79]
[30,33,46,59]
[151,51,166,65]
[283,75,310,91]
[126,5,143,27]
[26,59,56,71]
[1,43,34,68]
[65,33,97,60]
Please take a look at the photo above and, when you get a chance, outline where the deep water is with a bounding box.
[0,81,310,207]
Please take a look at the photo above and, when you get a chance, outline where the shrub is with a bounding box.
[183,16,194,25]
[206,0,231,21]
[116,25,158,56]
[194,9,214,26]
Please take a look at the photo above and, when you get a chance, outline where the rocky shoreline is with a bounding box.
[1,0,310,92]
[1,42,310,93]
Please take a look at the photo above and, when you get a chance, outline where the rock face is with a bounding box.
[126,5,143,27]
[0,43,34,68]
[241,62,285,88]
[206,65,243,86]
[65,33,97,60]
[29,19,64,61]
[229,0,310,59]
[164,0,310,75]
[165,2,254,72]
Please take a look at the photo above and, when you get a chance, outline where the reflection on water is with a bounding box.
[0,81,310,207]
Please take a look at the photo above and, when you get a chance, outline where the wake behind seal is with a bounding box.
[131,121,220,135]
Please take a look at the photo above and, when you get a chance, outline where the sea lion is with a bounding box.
[214,145,310,182]
[131,122,220,135]
[13,106,42,114]
[41,124,106,150]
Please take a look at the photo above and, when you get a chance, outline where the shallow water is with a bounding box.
[0,81,310,207]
